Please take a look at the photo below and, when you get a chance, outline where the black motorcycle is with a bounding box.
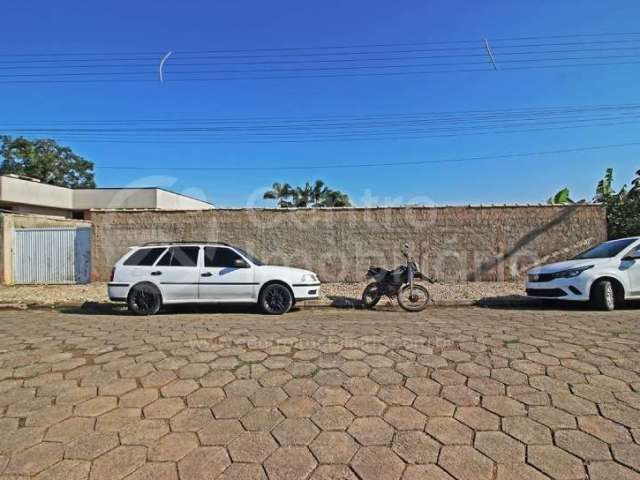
[361,244,434,312]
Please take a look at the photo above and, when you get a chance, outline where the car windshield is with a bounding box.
[236,247,264,266]
[573,238,637,259]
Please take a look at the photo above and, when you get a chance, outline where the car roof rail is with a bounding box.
[140,241,233,247]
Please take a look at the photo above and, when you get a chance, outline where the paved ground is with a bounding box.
[1,306,640,480]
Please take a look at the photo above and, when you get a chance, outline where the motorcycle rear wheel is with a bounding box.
[398,284,430,312]
[361,282,382,309]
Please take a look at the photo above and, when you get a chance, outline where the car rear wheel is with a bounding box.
[259,283,293,315]
[128,283,162,315]
[591,279,616,311]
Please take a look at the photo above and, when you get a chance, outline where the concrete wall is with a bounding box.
[89,205,607,283]
[0,213,91,284]
[155,189,214,210]
[0,176,73,211]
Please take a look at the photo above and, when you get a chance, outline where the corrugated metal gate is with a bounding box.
[13,228,91,284]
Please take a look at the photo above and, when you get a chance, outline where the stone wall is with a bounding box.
[89,205,607,282]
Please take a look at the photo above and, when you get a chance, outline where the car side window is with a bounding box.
[123,247,166,266]
[156,247,200,267]
[204,247,244,268]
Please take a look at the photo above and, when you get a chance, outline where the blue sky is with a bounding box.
[1,1,639,206]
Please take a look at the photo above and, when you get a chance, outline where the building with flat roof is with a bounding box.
[0,174,213,218]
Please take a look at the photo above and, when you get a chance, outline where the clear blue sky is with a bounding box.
[2,1,639,206]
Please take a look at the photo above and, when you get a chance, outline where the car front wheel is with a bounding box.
[591,279,616,311]
[259,283,293,315]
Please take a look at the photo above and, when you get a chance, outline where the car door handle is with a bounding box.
[201,272,213,277]
[150,271,162,276]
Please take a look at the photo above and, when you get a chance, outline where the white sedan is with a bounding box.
[107,242,320,315]
[526,237,640,310]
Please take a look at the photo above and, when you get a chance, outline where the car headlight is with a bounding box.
[301,273,318,283]
[551,265,594,279]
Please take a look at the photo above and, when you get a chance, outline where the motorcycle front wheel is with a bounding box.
[397,284,430,312]
[361,282,382,309]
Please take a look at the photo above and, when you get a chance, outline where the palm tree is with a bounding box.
[263,182,293,207]
[292,182,314,207]
[311,179,328,207]
[319,189,352,207]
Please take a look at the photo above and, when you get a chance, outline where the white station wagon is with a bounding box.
[108,242,320,315]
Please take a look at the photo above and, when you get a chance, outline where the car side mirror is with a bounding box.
[234,258,249,268]
[622,255,640,262]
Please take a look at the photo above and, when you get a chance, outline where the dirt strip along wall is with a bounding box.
[89,205,607,283]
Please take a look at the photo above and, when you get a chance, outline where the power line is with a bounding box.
[89,142,640,171]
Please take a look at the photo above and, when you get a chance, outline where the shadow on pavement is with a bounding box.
[59,302,271,316]
[478,295,640,311]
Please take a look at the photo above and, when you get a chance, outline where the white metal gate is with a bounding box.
[13,228,91,284]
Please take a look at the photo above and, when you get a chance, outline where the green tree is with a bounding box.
[547,187,574,204]
[263,182,294,207]
[263,179,352,208]
[0,136,95,188]
[547,167,640,239]
[629,169,640,199]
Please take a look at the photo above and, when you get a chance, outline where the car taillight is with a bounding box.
[110,267,116,282]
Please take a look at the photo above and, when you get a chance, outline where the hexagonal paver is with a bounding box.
[310,431,359,464]
[455,407,499,431]
[474,431,525,463]
[555,429,611,461]
[75,396,117,417]
[44,417,95,443]
[312,406,355,431]
[528,445,585,479]
[170,407,213,431]
[377,385,416,406]
[405,377,441,396]
[351,446,405,480]
[345,395,386,416]
[200,370,235,387]
[264,446,317,480]
[149,432,199,461]
[348,417,394,445]
[529,406,576,429]
[241,406,285,431]
[426,417,473,445]
[228,431,278,463]
[313,386,351,406]
[218,463,267,480]
[438,446,494,480]
[442,385,480,406]
[588,462,640,480]
[120,388,158,408]
[143,398,185,418]
[161,379,199,397]
[383,406,426,430]
[280,396,321,418]
[495,463,553,480]
[578,415,632,443]
[414,396,455,416]
[273,418,319,446]
[65,432,119,460]
[198,419,245,445]
[481,396,525,417]
[187,387,225,407]
[120,418,169,446]
[310,465,358,480]
[251,387,288,407]
[178,447,231,480]
[125,462,177,480]
[502,416,552,445]
[88,445,146,480]
[284,378,319,397]
[212,396,253,419]
[613,444,640,471]
[392,430,440,464]
[5,442,64,476]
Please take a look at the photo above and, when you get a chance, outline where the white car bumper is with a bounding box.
[108,283,131,302]
[526,276,592,301]
[292,283,321,300]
